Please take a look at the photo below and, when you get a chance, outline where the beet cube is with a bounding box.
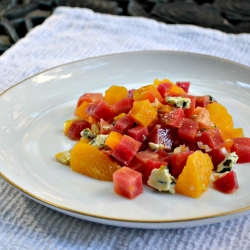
[113,167,143,199]
[111,135,141,166]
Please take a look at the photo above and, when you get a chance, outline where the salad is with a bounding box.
[55,78,250,199]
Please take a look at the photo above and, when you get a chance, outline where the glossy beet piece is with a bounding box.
[127,125,148,143]
[76,93,103,107]
[178,118,198,142]
[157,82,173,98]
[176,81,190,93]
[184,95,196,118]
[66,119,91,140]
[195,95,210,108]
[191,107,214,130]
[156,149,172,163]
[171,151,194,178]
[207,147,228,169]
[213,171,239,194]
[147,125,178,151]
[85,99,115,123]
[133,149,160,164]
[113,97,134,115]
[111,135,141,166]
[113,115,134,134]
[231,137,250,163]
[127,149,169,183]
[99,119,113,135]
[159,108,185,128]
[127,149,159,173]
[176,139,200,152]
[198,128,225,150]
[113,167,143,199]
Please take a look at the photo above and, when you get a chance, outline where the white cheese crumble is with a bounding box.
[173,145,189,153]
[55,151,70,165]
[147,166,176,194]
[197,141,212,152]
[151,98,161,108]
[216,152,239,173]
[148,142,164,151]
[89,134,108,148]
[166,96,191,109]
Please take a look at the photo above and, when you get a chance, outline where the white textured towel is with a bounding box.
[1,6,250,250]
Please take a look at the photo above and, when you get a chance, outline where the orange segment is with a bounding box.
[114,113,126,121]
[63,119,74,135]
[75,101,90,119]
[231,127,244,138]
[206,102,234,132]
[129,100,157,127]
[133,84,163,103]
[105,131,123,150]
[104,85,128,105]
[175,150,213,198]
[220,127,244,152]
[70,142,120,181]
[153,78,175,87]
[168,85,186,95]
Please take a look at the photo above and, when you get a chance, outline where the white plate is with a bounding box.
[1,51,250,229]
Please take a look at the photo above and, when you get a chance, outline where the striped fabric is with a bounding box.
[0,7,250,250]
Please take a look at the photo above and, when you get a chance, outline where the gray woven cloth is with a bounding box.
[1,6,250,250]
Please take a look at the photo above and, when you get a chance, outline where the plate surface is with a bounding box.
[1,51,250,229]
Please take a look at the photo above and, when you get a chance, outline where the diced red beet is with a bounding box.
[128,89,135,98]
[113,97,134,115]
[127,126,148,143]
[184,95,196,118]
[175,139,200,152]
[127,149,169,183]
[113,167,143,199]
[176,81,190,93]
[127,156,145,173]
[207,147,228,169]
[133,149,160,164]
[178,118,198,142]
[147,116,160,133]
[76,93,103,107]
[198,128,225,150]
[157,82,173,98]
[147,125,179,151]
[113,115,135,134]
[85,99,115,123]
[191,107,214,130]
[128,149,159,173]
[127,149,159,173]
[159,108,185,128]
[171,151,194,178]
[213,171,239,194]
[99,119,113,135]
[66,119,91,140]
[195,95,210,108]
[111,135,141,166]
[157,149,172,163]
[231,137,250,163]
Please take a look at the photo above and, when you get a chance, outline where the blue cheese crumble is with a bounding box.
[80,128,95,139]
[216,152,239,173]
[89,134,108,148]
[55,151,70,165]
[166,96,191,109]
[147,166,176,194]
